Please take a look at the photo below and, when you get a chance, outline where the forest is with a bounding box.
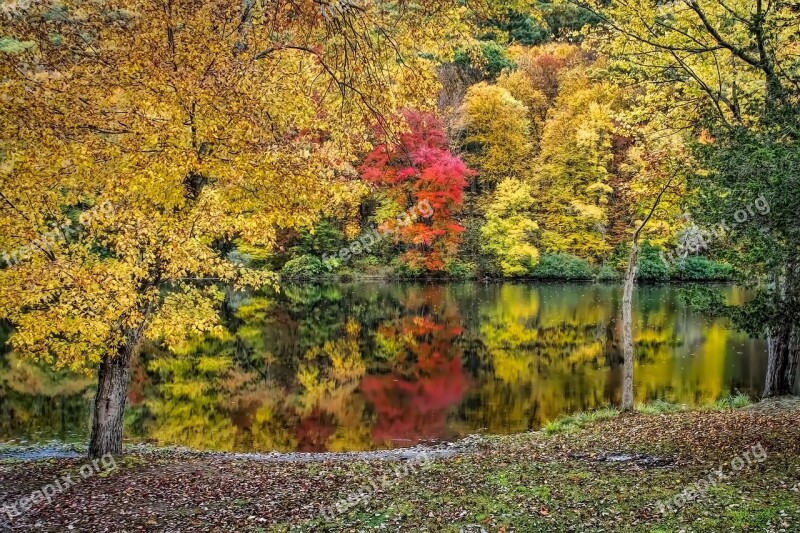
[1,0,799,531]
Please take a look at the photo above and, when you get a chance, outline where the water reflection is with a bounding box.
[0,283,766,451]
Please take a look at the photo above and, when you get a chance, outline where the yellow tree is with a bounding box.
[0,0,461,456]
[480,178,539,276]
[499,43,588,144]
[535,74,622,260]
[456,82,533,190]
[497,69,548,147]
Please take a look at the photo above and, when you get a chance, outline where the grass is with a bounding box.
[636,399,686,414]
[542,407,620,434]
[708,392,752,410]
[543,394,753,435]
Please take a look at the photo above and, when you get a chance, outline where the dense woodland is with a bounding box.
[276,38,727,283]
[0,0,798,457]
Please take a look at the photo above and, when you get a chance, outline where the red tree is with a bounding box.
[360,110,472,271]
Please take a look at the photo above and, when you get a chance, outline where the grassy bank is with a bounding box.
[2,400,799,532]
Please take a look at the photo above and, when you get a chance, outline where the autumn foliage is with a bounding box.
[360,111,472,271]
[360,287,468,445]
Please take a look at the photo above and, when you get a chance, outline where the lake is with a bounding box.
[0,282,766,452]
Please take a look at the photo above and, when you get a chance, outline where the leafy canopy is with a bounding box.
[0,0,464,370]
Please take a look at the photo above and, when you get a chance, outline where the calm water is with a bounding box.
[0,282,766,452]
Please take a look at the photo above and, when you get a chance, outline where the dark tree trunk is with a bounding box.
[763,323,798,397]
[763,259,800,397]
[88,336,138,458]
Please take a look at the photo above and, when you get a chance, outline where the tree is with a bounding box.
[691,128,800,396]
[535,73,622,261]
[497,69,549,146]
[453,41,516,82]
[620,167,680,411]
[0,0,462,456]
[360,110,472,271]
[456,83,533,190]
[480,178,540,276]
[583,0,800,396]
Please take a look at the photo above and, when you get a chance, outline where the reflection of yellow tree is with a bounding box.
[0,353,94,441]
[296,318,366,416]
[139,296,372,452]
[2,353,93,397]
[142,338,239,451]
[473,285,746,432]
[633,319,729,404]
[141,291,373,452]
[246,390,298,452]
[480,285,540,383]
[479,285,673,431]
[475,286,620,430]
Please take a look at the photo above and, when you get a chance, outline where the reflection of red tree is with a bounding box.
[294,407,337,452]
[361,287,469,445]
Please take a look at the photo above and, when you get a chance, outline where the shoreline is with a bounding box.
[2,401,799,531]
[2,397,783,464]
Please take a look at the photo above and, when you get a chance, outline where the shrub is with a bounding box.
[673,256,735,281]
[391,258,424,278]
[445,259,477,279]
[636,242,670,281]
[351,255,380,270]
[529,253,594,280]
[350,256,393,277]
[289,220,344,258]
[596,263,620,282]
[280,255,324,279]
[233,242,283,269]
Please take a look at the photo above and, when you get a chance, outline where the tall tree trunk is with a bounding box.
[764,258,800,397]
[621,241,638,412]
[88,330,142,458]
[619,173,675,411]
